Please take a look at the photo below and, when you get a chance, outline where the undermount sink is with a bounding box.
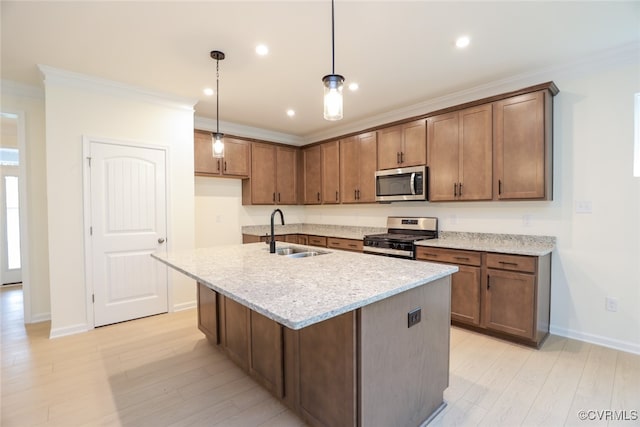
[276,247,328,258]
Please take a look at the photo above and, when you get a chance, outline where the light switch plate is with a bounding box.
[575,200,593,214]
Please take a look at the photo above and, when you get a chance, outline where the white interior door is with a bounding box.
[1,166,22,285]
[89,141,168,327]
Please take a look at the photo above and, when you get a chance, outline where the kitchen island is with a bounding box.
[152,243,457,427]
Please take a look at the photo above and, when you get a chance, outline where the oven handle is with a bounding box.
[363,246,413,258]
[410,172,416,195]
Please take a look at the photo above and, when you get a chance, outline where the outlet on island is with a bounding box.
[408,307,422,328]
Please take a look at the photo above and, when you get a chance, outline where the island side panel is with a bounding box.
[359,276,451,427]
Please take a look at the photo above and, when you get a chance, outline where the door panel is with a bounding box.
[1,167,22,285]
[90,142,168,327]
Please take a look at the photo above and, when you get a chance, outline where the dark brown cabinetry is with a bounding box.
[326,237,363,252]
[303,140,340,205]
[377,119,426,170]
[197,282,219,343]
[340,132,377,203]
[416,246,551,347]
[427,105,492,201]
[307,235,327,247]
[493,89,553,200]
[243,142,297,205]
[194,130,250,177]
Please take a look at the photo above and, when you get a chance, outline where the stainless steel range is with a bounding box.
[363,216,438,259]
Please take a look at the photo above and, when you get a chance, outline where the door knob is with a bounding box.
[158,238,165,244]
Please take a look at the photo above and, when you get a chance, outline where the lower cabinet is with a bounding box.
[415,247,551,347]
[326,237,363,252]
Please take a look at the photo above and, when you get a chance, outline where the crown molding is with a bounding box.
[38,65,198,112]
[194,116,305,146]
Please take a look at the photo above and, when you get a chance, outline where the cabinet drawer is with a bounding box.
[415,247,481,266]
[307,235,327,247]
[486,253,536,273]
[327,237,363,252]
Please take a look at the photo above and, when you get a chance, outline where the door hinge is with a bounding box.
[87,156,92,167]
[92,294,95,303]
[89,226,93,236]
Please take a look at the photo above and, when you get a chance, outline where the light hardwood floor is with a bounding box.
[2,285,638,426]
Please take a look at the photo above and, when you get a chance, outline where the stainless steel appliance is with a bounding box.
[363,216,438,259]
[375,165,428,202]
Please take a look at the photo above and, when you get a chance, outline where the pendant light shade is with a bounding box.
[323,0,344,121]
[210,50,225,158]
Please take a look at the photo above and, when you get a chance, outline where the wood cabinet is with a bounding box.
[326,237,363,252]
[197,282,219,343]
[427,104,492,201]
[416,247,482,326]
[416,246,551,347]
[493,89,553,200]
[194,130,250,177]
[303,140,340,205]
[340,132,377,203]
[307,235,327,247]
[243,142,297,205]
[377,119,426,170]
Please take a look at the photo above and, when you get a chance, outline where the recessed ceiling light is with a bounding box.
[203,88,214,96]
[286,109,295,117]
[256,44,269,56]
[348,82,359,91]
[456,36,470,48]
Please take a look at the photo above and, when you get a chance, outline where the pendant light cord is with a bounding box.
[216,58,220,133]
[331,0,335,75]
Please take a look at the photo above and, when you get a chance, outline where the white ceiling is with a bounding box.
[2,1,639,142]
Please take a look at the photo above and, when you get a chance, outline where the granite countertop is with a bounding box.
[242,223,386,240]
[415,231,556,256]
[152,243,457,330]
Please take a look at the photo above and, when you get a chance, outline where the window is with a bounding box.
[0,148,19,166]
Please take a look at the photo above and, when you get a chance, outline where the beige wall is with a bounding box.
[40,68,196,337]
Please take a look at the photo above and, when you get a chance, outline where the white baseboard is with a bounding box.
[173,301,196,312]
[550,325,640,355]
[49,323,90,339]
[29,312,51,323]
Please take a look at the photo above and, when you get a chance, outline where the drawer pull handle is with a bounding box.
[499,261,519,267]
[348,244,357,248]
[487,275,490,290]
[454,256,470,261]
[425,253,438,257]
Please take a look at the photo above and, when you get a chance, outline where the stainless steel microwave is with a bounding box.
[375,165,428,202]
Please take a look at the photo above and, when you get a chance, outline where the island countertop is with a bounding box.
[152,243,457,330]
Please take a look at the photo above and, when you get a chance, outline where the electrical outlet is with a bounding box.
[575,200,593,214]
[408,308,421,328]
[523,214,532,227]
[605,296,619,312]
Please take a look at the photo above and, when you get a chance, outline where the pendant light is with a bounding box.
[210,50,225,158]
[322,0,344,121]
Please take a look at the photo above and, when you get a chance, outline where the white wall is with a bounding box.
[195,57,640,354]
[40,67,196,337]
[1,82,51,322]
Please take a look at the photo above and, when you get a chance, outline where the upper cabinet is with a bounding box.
[377,119,426,170]
[493,89,553,200]
[427,104,493,201]
[340,132,377,203]
[194,130,250,178]
[243,143,297,205]
[303,145,322,204]
[302,140,340,205]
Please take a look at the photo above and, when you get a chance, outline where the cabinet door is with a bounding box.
[194,130,221,175]
[340,136,360,203]
[451,266,481,326]
[250,311,284,398]
[357,132,378,203]
[484,269,535,339]
[197,282,218,343]
[376,125,403,170]
[400,119,426,167]
[494,90,548,200]
[321,140,340,204]
[222,137,250,177]
[459,104,492,200]
[276,146,298,204]
[427,112,460,201]
[303,145,322,204]
[223,296,250,370]
[251,143,277,204]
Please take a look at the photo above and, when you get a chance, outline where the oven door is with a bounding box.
[375,165,427,202]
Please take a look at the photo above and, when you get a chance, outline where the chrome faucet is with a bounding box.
[270,208,285,253]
